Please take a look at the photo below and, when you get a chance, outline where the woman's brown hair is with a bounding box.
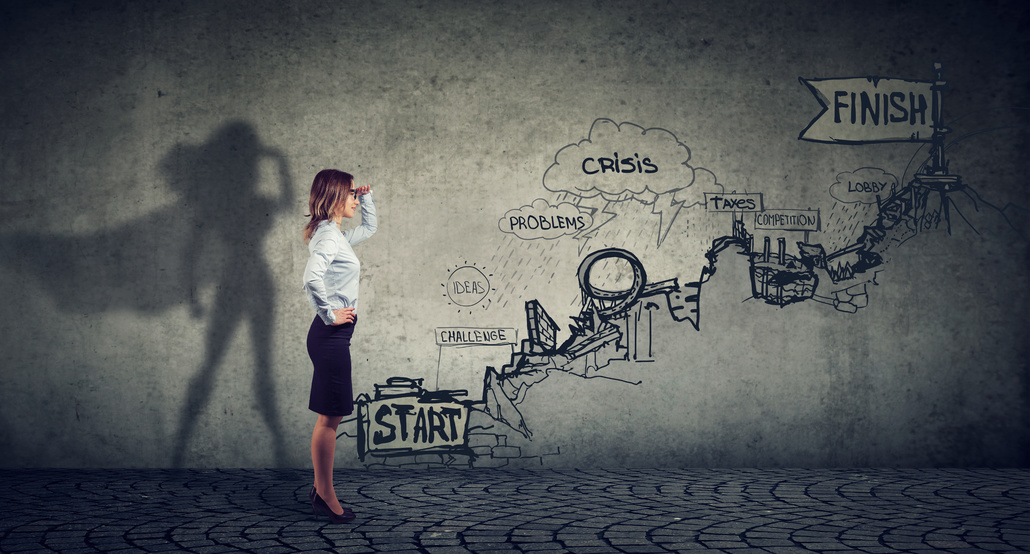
[304,169,354,242]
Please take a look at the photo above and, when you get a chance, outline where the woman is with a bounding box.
[302,169,377,523]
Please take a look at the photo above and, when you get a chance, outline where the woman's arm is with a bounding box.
[303,231,341,325]
[344,187,377,246]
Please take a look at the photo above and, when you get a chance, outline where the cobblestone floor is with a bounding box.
[0,468,1027,553]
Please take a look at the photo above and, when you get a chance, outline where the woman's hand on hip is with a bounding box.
[332,307,356,325]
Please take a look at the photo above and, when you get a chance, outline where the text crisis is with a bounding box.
[582,152,658,175]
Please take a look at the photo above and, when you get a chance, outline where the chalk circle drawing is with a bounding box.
[442,263,494,311]
[543,118,722,246]
[830,168,899,204]
[498,198,593,240]
[577,249,647,318]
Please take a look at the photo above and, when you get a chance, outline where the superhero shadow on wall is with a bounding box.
[1,120,293,467]
[163,121,294,467]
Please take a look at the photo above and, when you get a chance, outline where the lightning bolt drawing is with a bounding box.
[651,191,686,247]
[573,198,618,254]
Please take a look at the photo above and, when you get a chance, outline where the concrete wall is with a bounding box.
[1,0,1026,468]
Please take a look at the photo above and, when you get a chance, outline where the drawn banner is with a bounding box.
[753,209,821,232]
[798,77,934,144]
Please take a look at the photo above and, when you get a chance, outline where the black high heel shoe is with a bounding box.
[309,486,317,504]
[311,492,355,523]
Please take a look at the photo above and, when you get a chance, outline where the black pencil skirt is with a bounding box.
[306,315,356,417]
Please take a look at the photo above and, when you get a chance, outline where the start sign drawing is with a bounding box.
[358,398,471,459]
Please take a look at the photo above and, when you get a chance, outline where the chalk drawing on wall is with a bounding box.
[800,62,1025,238]
[498,199,593,241]
[542,118,723,248]
[339,62,1028,468]
[347,174,1025,467]
[348,326,558,467]
[798,75,935,145]
[441,262,495,313]
[354,377,475,464]
[344,244,717,468]
[796,63,1028,306]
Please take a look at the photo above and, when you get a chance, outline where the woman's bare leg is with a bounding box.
[311,414,345,514]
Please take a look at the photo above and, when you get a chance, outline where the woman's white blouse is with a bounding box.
[303,193,377,325]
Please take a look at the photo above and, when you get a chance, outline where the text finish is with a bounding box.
[799,77,934,144]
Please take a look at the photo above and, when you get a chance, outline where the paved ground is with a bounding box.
[0,468,1026,553]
